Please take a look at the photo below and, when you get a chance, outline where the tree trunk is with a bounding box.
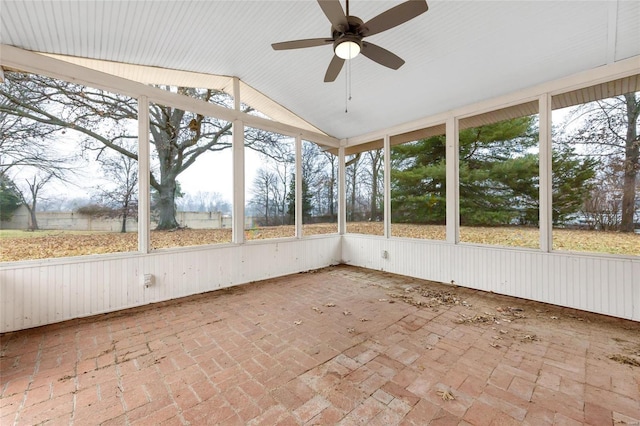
[328,175,335,219]
[156,180,179,230]
[621,93,639,232]
[350,171,357,221]
[26,203,38,230]
[120,200,128,233]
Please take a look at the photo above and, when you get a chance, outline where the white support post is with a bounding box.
[231,77,245,244]
[295,136,303,238]
[137,96,150,253]
[446,117,459,244]
[383,135,391,238]
[338,146,346,235]
[539,93,553,252]
[232,120,245,244]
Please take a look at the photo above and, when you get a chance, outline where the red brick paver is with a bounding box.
[1,265,639,425]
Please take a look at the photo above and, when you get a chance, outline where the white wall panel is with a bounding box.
[342,235,640,322]
[0,237,341,333]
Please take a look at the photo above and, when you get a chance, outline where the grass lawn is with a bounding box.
[1,223,638,262]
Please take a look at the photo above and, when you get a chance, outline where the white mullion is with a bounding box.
[137,95,150,254]
[295,136,303,238]
[446,117,459,244]
[338,146,346,235]
[383,135,391,238]
[539,93,553,252]
[232,120,245,244]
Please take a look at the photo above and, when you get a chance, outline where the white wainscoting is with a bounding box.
[0,236,341,333]
[342,235,640,322]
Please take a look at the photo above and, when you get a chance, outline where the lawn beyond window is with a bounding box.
[2,226,638,261]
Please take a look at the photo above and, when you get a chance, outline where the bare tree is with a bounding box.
[561,92,639,231]
[19,172,53,230]
[365,149,384,221]
[249,168,279,226]
[95,152,139,233]
[178,191,231,214]
[1,71,281,231]
[0,103,70,179]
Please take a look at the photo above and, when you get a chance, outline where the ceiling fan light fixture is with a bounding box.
[334,39,361,60]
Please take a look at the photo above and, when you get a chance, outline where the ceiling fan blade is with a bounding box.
[324,55,345,82]
[272,38,333,50]
[318,0,348,32]
[361,42,405,70]
[360,0,428,37]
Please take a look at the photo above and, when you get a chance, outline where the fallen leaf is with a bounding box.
[294,320,302,325]
[437,390,455,401]
[360,318,369,322]
[325,302,336,307]
[343,311,351,316]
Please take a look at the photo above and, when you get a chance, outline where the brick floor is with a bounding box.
[1,265,639,425]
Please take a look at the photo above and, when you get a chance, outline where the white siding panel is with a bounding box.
[343,235,640,322]
[0,237,340,333]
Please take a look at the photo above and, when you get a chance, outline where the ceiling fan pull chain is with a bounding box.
[348,58,352,102]
[345,57,349,113]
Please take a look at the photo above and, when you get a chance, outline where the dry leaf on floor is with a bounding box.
[343,311,351,315]
[347,328,355,333]
[294,320,302,325]
[608,354,640,367]
[325,302,336,307]
[360,318,369,322]
[312,307,323,314]
[437,390,455,401]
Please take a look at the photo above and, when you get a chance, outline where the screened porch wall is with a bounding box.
[0,236,341,333]
[342,235,640,322]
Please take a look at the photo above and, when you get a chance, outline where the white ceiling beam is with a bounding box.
[342,54,640,148]
[0,45,340,147]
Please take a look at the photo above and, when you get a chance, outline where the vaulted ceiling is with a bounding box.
[1,1,639,141]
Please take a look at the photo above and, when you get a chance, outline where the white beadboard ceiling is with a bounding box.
[1,0,639,141]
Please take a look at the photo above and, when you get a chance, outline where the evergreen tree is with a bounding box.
[391,116,597,226]
[391,135,446,224]
[286,174,313,222]
[0,176,22,221]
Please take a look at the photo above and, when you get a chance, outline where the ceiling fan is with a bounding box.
[271,0,429,82]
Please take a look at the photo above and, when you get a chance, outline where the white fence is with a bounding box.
[0,206,232,232]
